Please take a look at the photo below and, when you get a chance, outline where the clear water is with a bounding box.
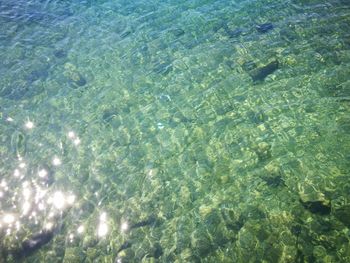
[0,0,350,262]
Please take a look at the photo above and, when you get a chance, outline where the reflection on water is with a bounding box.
[0,0,350,262]
[0,117,80,260]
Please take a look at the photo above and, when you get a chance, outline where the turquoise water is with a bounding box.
[0,0,350,262]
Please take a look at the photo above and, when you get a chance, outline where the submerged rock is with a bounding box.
[224,27,243,38]
[11,131,26,157]
[256,23,274,33]
[73,73,87,86]
[26,69,49,83]
[334,204,350,227]
[120,30,132,38]
[53,49,67,58]
[63,63,87,88]
[254,142,272,161]
[247,110,268,124]
[261,174,285,187]
[249,60,279,82]
[299,190,331,215]
[291,225,302,236]
[148,243,163,259]
[14,230,54,258]
[169,28,185,37]
[301,200,331,215]
[130,216,159,229]
[102,109,119,122]
[117,241,132,254]
[242,60,257,72]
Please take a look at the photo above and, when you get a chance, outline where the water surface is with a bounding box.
[0,0,350,262]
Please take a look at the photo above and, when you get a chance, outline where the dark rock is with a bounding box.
[67,70,87,88]
[233,95,246,102]
[130,216,159,229]
[291,225,302,236]
[159,94,171,103]
[117,241,132,254]
[120,30,132,38]
[74,74,87,86]
[153,243,163,258]
[334,204,350,227]
[250,60,279,82]
[242,205,267,221]
[169,28,185,37]
[242,61,257,72]
[53,49,67,58]
[102,109,119,122]
[300,200,331,215]
[146,243,163,259]
[247,110,268,124]
[12,131,26,156]
[14,230,54,258]
[192,229,214,259]
[27,69,49,83]
[261,174,285,187]
[256,23,274,33]
[221,208,244,232]
[226,28,243,38]
[254,142,272,161]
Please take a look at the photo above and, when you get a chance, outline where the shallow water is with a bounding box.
[0,0,350,262]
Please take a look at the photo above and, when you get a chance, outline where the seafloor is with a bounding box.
[0,0,350,262]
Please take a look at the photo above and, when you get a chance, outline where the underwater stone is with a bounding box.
[299,187,332,215]
[247,110,268,124]
[63,63,87,87]
[102,109,118,122]
[74,74,87,86]
[334,204,350,227]
[256,23,274,33]
[14,230,54,258]
[27,69,49,83]
[120,30,132,38]
[191,229,214,258]
[261,173,285,187]
[151,243,163,259]
[117,241,132,254]
[242,60,257,72]
[170,28,185,37]
[130,216,159,229]
[250,60,279,82]
[11,131,26,157]
[222,209,244,232]
[300,197,331,215]
[67,71,87,87]
[255,142,272,161]
[53,49,67,58]
[291,225,302,236]
[226,28,243,38]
